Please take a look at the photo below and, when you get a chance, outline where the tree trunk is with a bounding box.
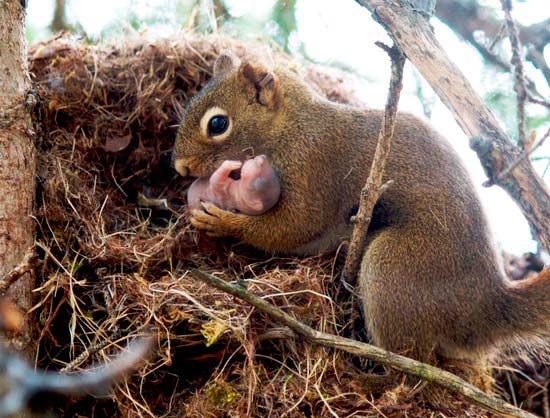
[0,0,36,355]
[51,0,69,32]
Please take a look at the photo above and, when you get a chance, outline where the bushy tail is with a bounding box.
[502,268,550,351]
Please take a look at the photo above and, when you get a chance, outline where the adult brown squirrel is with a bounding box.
[172,52,550,364]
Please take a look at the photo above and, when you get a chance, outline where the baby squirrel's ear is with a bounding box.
[240,62,279,108]
[213,52,241,77]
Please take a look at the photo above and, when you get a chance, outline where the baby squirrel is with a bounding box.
[187,155,281,215]
[173,52,550,363]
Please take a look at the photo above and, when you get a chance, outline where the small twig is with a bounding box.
[469,37,547,104]
[545,160,550,179]
[543,383,549,418]
[506,371,518,407]
[60,330,123,373]
[526,91,550,109]
[493,127,550,184]
[342,43,405,283]
[488,23,507,52]
[501,0,528,148]
[191,269,538,418]
[0,248,38,294]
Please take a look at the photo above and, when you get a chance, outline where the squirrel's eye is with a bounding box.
[208,115,229,136]
[200,106,232,142]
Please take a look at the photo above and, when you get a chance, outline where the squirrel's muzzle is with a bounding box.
[173,158,189,177]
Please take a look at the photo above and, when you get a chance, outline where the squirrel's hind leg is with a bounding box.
[356,226,498,367]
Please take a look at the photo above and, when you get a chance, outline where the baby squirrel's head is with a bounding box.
[173,52,281,178]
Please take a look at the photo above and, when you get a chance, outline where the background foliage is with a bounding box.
[25,0,550,253]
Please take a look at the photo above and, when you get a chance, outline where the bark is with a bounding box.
[355,0,550,251]
[0,0,36,355]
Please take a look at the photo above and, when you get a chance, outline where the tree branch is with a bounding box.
[435,0,550,87]
[355,0,550,251]
[501,0,527,148]
[191,269,538,418]
[343,43,404,282]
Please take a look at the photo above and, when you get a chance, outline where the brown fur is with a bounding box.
[172,53,550,364]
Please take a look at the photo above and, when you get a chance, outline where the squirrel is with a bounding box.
[187,154,281,215]
[172,52,550,364]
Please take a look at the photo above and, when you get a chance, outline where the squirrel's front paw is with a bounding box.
[190,201,244,237]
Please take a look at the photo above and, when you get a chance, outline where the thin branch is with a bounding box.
[501,0,528,148]
[435,0,550,87]
[467,36,547,104]
[526,90,550,109]
[60,330,123,373]
[495,127,550,183]
[488,23,507,52]
[191,269,538,418]
[544,385,549,418]
[342,43,404,283]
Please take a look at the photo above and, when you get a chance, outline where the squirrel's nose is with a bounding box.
[173,158,189,177]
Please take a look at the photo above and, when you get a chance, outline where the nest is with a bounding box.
[27,32,548,417]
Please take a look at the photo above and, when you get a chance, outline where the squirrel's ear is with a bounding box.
[240,62,279,107]
[214,52,240,77]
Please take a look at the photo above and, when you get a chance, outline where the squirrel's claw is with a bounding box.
[190,201,243,237]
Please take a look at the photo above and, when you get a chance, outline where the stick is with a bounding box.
[342,43,405,283]
[191,269,538,418]
[496,127,550,184]
[501,0,528,149]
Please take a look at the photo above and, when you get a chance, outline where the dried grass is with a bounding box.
[27,32,546,417]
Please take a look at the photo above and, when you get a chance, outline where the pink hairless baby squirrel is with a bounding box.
[187,155,281,215]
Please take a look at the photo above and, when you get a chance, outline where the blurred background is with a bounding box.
[25,0,550,254]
